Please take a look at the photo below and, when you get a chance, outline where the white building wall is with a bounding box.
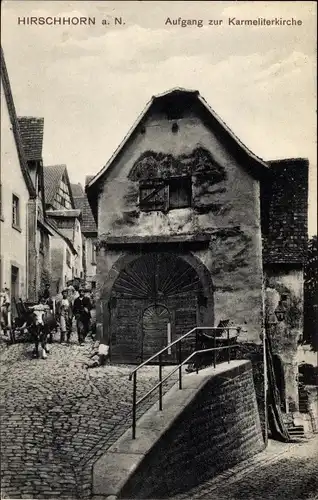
[0,79,29,299]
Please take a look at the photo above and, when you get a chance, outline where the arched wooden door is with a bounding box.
[142,305,171,362]
[110,252,204,363]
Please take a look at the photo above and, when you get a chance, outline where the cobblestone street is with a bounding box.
[171,435,318,500]
[0,335,177,499]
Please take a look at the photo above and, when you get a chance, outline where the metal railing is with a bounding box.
[128,326,241,439]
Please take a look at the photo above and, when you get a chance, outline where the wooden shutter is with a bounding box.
[139,182,168,211]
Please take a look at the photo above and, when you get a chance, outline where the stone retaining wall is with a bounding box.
[119,361,264,499]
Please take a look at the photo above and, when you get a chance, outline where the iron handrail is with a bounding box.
[136,344,240,407]
[129,325,242,439]
[128,326,241,379]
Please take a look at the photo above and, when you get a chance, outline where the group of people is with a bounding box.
[1,283,95,347]
[55,286,94,345]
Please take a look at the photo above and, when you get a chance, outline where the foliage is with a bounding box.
[304,235,318,349]
[305,236,318,298]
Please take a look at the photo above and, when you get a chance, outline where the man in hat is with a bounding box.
[56,289,73,344]
[73,288,92,345]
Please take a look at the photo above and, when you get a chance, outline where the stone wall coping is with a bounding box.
[93,359,251,498]
[99,234,211,245]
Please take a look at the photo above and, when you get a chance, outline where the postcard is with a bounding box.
[1,1,317,499]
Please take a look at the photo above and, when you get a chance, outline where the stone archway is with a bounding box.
[103,251,214,364]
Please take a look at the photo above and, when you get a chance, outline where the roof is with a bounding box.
[267,157,309,169]
[0,48,36,197]
[46,209,81,218]
[43,164,75,208]
[71,183,85,198]
[17,116,44,161]
[70,176,97,234]
[85,175,95,185]
[86,87,268,192]
[261,158,308,264]
[73,195,97,234]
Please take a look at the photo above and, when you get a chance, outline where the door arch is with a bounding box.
[108,252,213,363]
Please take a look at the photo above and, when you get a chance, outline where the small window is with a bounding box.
[92,243,97,264]
[169,177,192,209]
[66,249,71,268]
[91,281,96,290]
[39,231,44,254]
[37,175,41,195]
[139,182,168,212]
[12,195,20,227]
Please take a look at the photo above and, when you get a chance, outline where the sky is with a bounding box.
[1,0,317,235]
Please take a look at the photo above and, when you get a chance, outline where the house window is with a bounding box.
[92,243,97,264]
[39,231,44,254]
[139,177,192,212]
[139,182,168,212]
[12,195,20,228]
[66,249,71,268]
[168,177,192,209]
[91,281,96,289]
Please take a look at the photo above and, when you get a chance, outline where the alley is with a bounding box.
[0,337,177,499]
[171,435,318,500]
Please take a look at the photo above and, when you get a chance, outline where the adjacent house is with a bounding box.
[43,164,83,293]
[71,178,97,289]
[17,117,53,301]
[86,88,308,413]
[0,48,52,312]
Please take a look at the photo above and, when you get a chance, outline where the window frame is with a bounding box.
[12,193,21,231]
[91,242,97,265]
[139,177,192,213]
[168,177,192,210]
[66,248,71,268]
[39,231,45,255]
[139,181,169,212]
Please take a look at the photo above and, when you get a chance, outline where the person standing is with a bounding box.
[42,283,53,311]
[73,288,92,345]
[0,286,11,332]
[56,289,72,344]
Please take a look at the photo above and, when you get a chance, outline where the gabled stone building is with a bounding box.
[86,88,308,412]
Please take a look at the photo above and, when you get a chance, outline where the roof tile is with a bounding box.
[17,116,44,161]
[73,195,97,233]
[43,164,67,206]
